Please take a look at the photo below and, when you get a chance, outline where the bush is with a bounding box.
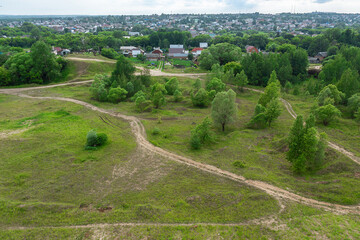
[191,88,209,107]
[85,130,108,149]
[165,77,179,95]
[108,87,128,103]
[151,127,161,135]
[190,134,202,150]
[173,89,183,102]
[233,161,246,168]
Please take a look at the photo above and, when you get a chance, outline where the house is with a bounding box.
[52,47,71,56]
[129,31,140,36]
[145,48,165,61]
[199,42,208,48]
[245,45,259,54]
[308,57,320,64]
[120,46,144,57]
[315,52,328,62]
[191,47,203,57]
[168,45,188,59]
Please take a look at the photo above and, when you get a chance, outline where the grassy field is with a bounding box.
[2,59,360,238]
[23,77,360,206]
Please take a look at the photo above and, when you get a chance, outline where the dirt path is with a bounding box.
[1,86,359,215]
[66,57,116,64]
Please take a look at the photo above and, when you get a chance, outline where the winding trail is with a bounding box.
[1,83,359,215]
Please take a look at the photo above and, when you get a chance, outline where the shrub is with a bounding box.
[233,161,246,168]
[152,127,161,135]
[85,130,108,149]
[191,88,209,107]
[190,134,202,150]
[173,89,183,102]
[107,87,128,103]
[314,104,342,126]
[165,77,179,95]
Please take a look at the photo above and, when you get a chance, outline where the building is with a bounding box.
[145,48,165,61]
[191,47,203,57]
[315,52,328,62]
[199,42,208,48]
[120,46,144,57]
[168,45,188,59]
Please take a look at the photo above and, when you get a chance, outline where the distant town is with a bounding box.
[1,12,360,37]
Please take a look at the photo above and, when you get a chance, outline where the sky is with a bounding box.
[1,0,360,15]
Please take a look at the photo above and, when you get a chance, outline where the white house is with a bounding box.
[199,42,208,48]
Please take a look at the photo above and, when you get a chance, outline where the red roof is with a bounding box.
[54,47,62,52]
[246,46,259,53]
[192,48,203,52]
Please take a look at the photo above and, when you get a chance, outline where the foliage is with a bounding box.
[0,67,10,86]
[211,89,237,131]
[317,84,345,106]
[314,104,342,126]
[107,87,128,103]
[165,77,179,95]
[337,68,360,100]
[348,93,360,117]
[258,71,281,107]
[190,117,214,150]
[264,99,282,127]
[135,96,152,112]
[191,88,210,108]
[173,89,183,102]
[287,115,328,174]
[101,48,119,59]
[151,82,167,109]
[199,43,242,70]
[192,78,202,91]
[206,77,226,93]
[234,70,248,91]
[86,130,108,149]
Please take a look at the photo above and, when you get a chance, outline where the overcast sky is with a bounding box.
[1,0,360,15]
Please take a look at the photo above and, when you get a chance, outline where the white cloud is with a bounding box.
[1,0,360,15]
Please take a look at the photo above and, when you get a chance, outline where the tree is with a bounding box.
[248,104,267,129]
[211,89,237,132]
[206,77,226,93]
[317,84,345,106]
[136,54,146,62]
[173,89,183,102]
[108,87,128,103]
[30,41,60,84]
[348,93,360,117]
[193,78,202,91]
[90,75,109,102]
[287,115,327,174]
[264,99,282,127]
[111,55,136,88]
[234,70,248,92]
[190,117,213,149]
[165,77,179,95]
[314,104,342,126]
[258,71,281,107]
[337,68,360,100]
[151,82,167,109]
[101,48,119,59]
[191,88,209,107]
[199,43,242,70]
[224,61,242,76]
[0,67,10,86]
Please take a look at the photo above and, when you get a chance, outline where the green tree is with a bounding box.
[337,68,360,100]
[30,41,60,83]
[211,89,237,132]
[234,70,248,92]
[314,104,342,126]
[193,78,202,91]
[265,99,282,127]
[317,84,345,106]
[108,87,128,103]
[191,88,209,107]
[258,71,281,107]
[206,77,226,93]
[173,89,183,102]
[151,82,167,109]
[136,54,146,62]
[190,117,213,149]
[348,93,360,117]
[90,75,109,102]
[165,77,179,95]
[0,67,10,86]
[199,43,242,70]
[111,55,136,88]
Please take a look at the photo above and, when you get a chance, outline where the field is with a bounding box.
[1,56,360,239]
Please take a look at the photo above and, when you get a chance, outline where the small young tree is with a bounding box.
[191,88,209,107]
[258,72,281,107]
[151,82,167,109]
[173,89,183,102]
[235,70,248,92]
[206,77,226,93]
[314,104,342,126]
[317,84,345,106]
[348,93,360,117]
[211,89,237,132]
[165,77,179,95]
[264,99,282,127]
[337,68,360,100]
[192,78,202,91]
[190,117,213,149]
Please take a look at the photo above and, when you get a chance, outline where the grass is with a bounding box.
[0,94,280,230]
[27,77,360,205]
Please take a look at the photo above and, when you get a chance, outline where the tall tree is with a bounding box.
[211,89,237,131]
